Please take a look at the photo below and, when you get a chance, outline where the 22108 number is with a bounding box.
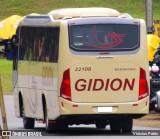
[75,67,91,71]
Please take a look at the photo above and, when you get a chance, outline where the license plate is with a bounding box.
[98,107,112,112]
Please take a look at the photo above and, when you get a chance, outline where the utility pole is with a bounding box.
[146,0,153,34]
[0,77,9,139]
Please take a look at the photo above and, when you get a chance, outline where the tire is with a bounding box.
[23,117,35,129]
[121,118,133,133]
[110,118,133,134]
[110,119,122,133]
[53,123,68,130]
[22,106,35,129]
[95,121,106,129]
[44,106,68,132]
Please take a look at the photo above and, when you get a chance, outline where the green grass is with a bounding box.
[0,0,160,20]
[0,59,12,95]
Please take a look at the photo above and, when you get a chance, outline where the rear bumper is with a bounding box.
[54,114,146,125]
[59,97,149,115]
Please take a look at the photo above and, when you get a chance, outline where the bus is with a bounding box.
[13,8,149,133]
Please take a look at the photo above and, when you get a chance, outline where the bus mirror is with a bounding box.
[11,34,18,44]
[11,35,18,60]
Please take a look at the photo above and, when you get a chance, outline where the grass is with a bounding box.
[0,0,160,20]
[0,59,12,95]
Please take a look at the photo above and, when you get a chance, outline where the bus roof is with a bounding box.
[48,8,121,20]
[21,8,133,26]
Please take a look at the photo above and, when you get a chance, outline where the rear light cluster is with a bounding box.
[139,68,149,100]
[60,69,72,101]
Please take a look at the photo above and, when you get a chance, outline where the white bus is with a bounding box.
[13,8,149,133]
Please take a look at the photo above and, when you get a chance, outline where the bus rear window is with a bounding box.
[69,24,139,51]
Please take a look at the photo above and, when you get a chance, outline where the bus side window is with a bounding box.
[45,28,59,63]
[53,29,59,63]
[18,27,60,63]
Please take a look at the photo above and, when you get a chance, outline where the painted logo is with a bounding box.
[75,78,135,92]
[83,25,125,49]
[42,66,54,86]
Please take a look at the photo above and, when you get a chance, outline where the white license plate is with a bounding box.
[98,107,113,112]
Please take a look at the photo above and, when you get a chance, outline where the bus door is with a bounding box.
[17,27,29,89]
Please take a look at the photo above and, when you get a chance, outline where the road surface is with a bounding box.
[1,96,160,139]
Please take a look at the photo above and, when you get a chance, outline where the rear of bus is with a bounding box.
[58,17,149,131]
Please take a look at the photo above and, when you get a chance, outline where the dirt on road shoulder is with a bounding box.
[134,111,160,128]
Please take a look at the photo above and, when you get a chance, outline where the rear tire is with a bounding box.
[44,107,68,132]
[121,118,133,133]
[110,119,122,133]
[110,117,133,134]
[22,106,35,129]
[23,117,35,129]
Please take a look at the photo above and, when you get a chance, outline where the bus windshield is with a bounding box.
[69,24,139,52]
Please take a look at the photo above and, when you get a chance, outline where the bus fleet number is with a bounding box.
[75,67,91,71]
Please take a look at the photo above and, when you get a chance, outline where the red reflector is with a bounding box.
[133,104,138,106]
[73,105,78,107]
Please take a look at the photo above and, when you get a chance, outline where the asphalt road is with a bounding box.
[1,96,160,139]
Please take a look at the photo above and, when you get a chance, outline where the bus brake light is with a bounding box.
[139,68,149,100]
[60,69,72,101]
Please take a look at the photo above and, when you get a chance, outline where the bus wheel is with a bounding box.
[110,118,133,134]
[110,119,122,133]
[54,122,68,130]
[121,118,133,133]
[22,106,35,129]
[95,120,106,129]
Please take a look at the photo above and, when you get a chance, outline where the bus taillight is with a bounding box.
[60,69,72,101]
[139,68,149,100]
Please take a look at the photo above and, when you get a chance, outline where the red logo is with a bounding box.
[83,25,125,49]
[75,78,135,92]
